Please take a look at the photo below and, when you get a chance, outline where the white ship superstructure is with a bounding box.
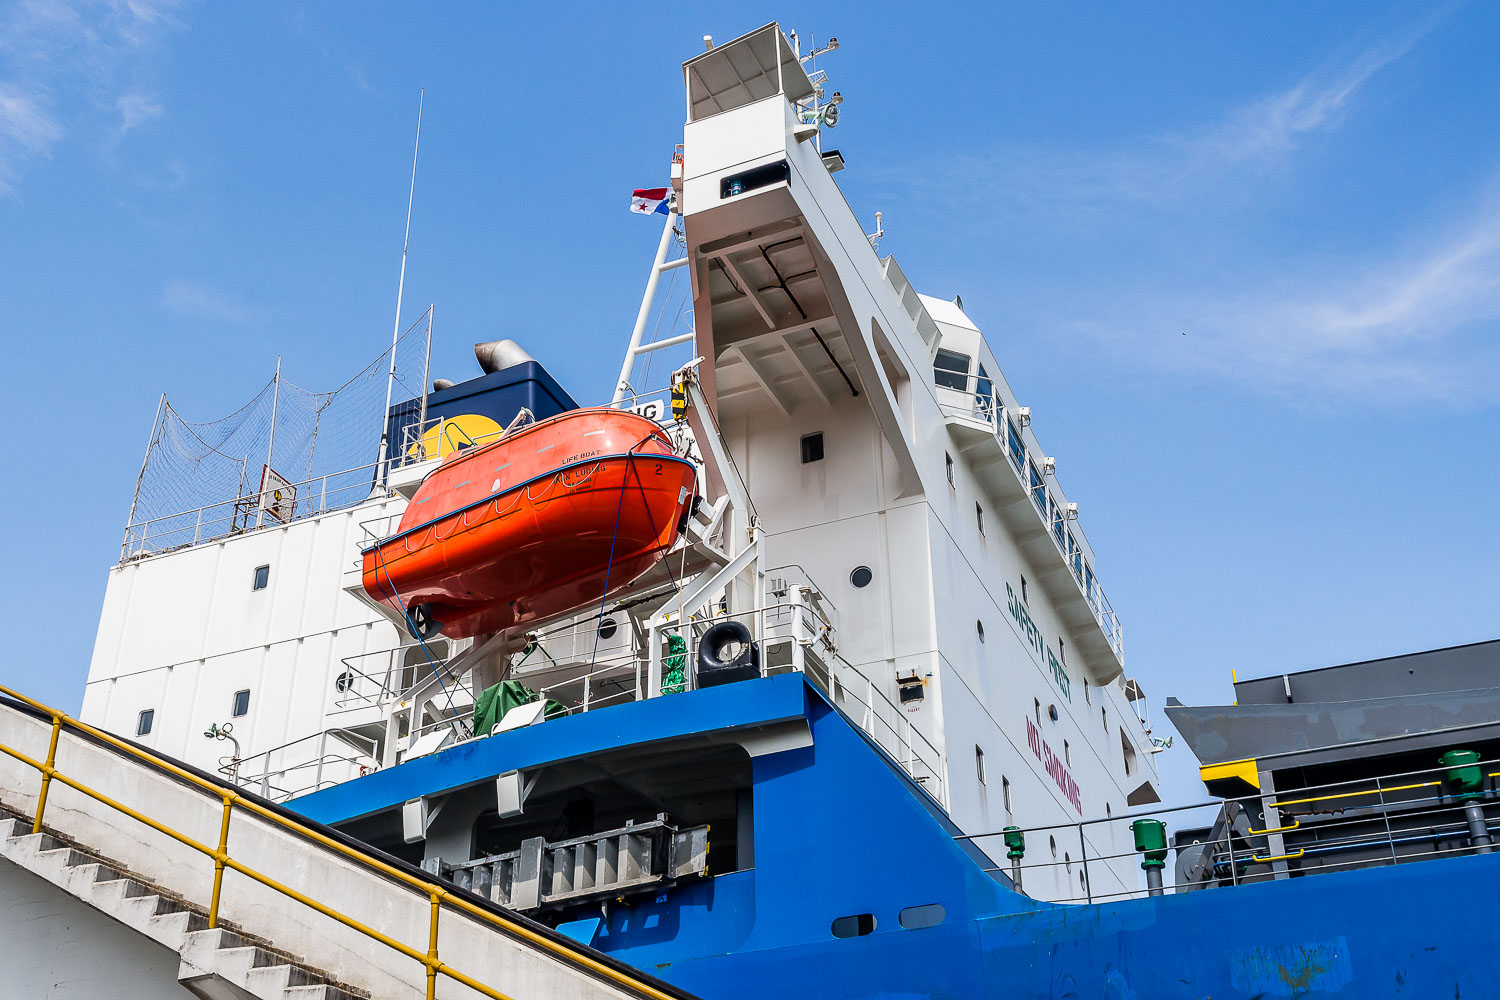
[78,23,1158,905]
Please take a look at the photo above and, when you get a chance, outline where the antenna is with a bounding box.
[791,32,844,153]
[866,211,884,250]
[376,89,424,484]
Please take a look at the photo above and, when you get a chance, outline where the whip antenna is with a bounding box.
[377,89,424,483]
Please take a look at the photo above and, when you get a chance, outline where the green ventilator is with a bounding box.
[1131,818,1169,896]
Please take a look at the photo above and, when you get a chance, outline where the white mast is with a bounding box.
[377,89,424,482]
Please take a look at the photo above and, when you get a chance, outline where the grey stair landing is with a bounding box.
[0,809,366,1000]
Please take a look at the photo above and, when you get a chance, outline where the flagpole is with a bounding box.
[377,89,424,486]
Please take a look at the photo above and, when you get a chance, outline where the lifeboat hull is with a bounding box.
[361,408,696,639]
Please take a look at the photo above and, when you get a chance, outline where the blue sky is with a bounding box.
[2,2,1497,805]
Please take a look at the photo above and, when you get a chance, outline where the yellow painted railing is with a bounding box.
[1271,779,1440,810]
[0,685,679,1000]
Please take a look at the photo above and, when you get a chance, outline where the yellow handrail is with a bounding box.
[1271,779,1440,809]
[1247,818,1300,836]
[1250,848,1305,864]
[0,684,678,1000]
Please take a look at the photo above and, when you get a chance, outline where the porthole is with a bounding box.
[334,671,354,692]
[598,617,618,640]
[898,904,945,930]
[1049,835,1057,858]
[1064,852,1072,873]
[831,913,876,938]
[850,566,873,589]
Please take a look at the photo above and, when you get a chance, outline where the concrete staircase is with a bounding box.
[0,809,363,1000]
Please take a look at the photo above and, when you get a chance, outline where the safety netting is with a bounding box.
[122,310,432,559]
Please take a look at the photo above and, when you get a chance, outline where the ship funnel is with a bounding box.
[474,339,534,374]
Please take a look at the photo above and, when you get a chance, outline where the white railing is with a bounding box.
[962,755,1500,906]
[935,365,1124,664]
[121,457,390,562]
[228,728,380,802]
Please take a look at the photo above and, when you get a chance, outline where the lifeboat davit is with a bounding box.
[362,408,697,639]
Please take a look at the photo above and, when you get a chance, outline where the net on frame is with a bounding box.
[122,310,432,559]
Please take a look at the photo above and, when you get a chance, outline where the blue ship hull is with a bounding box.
[294,674,1496,998]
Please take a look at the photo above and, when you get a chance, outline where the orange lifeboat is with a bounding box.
[362,408,697,639]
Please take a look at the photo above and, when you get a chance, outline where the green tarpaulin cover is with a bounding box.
[473,680,566,735]
[662,633,688,695]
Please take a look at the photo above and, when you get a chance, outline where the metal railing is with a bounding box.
[826,656,948,806]
[389,387,691,473]
[934,365,1124,662]
[121,457,391,562]
[0,683,681,1000]
[228,728,381,801]
[961,755,1500,906]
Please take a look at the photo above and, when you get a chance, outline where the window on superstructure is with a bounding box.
[1029,461,1045,514]
[252,564,270,591]
[976,502,984,535]
[1121,728,1137,777]
[1063,740,1071,767]
[1001,776,1012,817]
[1020,575,1029,605]
[945,452,955,488]
[975,745,986,785]
[232,689,250,718]
[1084,563,1097,610]
[1067,531,1083,583]
[1102,705,1107,733]
[933,349,970,391]
[976,620,985,643]
[1050,495,1066,548]
[136,709,154,736]
[1006,419,1025,474]
[800,432,824,464]
[1059,637,1066,664]
[975,364,995,419]
[1034,698,1042,727]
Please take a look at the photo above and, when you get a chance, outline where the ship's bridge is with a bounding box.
[675,23,1123,684]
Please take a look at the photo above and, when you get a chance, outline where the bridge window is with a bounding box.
[898,904,946,930]
[232,689,250,718]
[933,349,970,390]
[1006,420,1025,473]
[975,364,995,419]
[831,913,877,938]
[252,564,270,591]
[136,709,154,736]
[1029,461,1045,513]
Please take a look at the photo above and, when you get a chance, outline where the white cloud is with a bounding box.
[115,90,161,133]
[0,0,182,193]
[919,23,1436,216]
[163,279,250,325]
[1077,200,1500,405]
[0,84,63,185]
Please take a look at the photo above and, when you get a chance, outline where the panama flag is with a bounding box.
[630,187,672,215]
